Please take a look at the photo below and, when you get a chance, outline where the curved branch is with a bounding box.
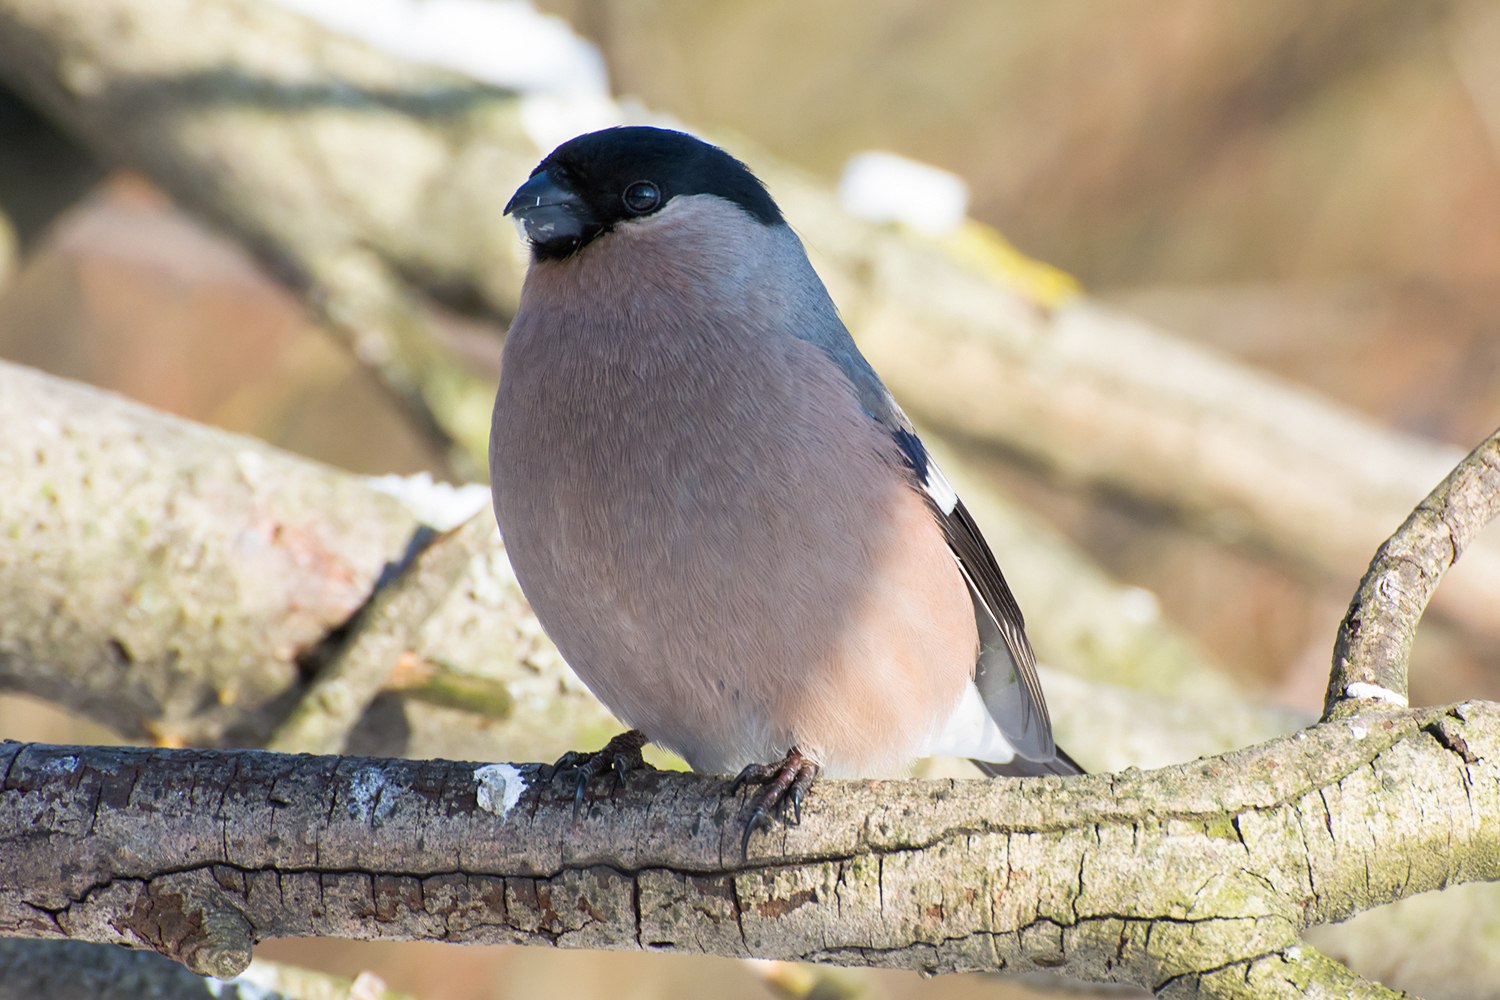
[1325,428,1500,718]
[0,707,1491,991]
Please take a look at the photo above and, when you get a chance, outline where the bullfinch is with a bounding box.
[490,126,1081,850]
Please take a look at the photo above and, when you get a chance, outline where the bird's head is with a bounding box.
[505,126,784,261]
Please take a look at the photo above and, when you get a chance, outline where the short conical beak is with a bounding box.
[504,171,588,243]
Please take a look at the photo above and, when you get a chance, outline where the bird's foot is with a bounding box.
[541,729,653,817]
[728,747,820,860]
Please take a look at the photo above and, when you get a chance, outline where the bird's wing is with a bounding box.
[787,288,1055,762]
[888,427,1055,762]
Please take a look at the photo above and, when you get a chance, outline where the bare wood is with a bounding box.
[0,360,422,744]
[1324,429,1500,717]
[264,513,499,755]
[0,701,1483,993]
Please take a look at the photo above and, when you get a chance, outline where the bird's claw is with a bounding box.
[730,748,820,860]
[542,730,651,817]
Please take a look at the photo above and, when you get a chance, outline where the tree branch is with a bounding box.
[0,359,426,745]
[0,939,411,1000]
[0,700,1489,992]
[264,513,492,756]
[1325,429,1500,717]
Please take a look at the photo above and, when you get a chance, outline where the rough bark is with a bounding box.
[0,359,423,745]
[0,700,1486,995]
[0,0,1493,650]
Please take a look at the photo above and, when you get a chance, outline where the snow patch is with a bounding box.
[474,763,527,817]
[367,472,489,530]
[839,151,969,235]
[1344,682,1408,707]
[270,0,608,97]
[1118,586,1162,624]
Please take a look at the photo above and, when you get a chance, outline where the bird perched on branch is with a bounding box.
[490,126,1081,853]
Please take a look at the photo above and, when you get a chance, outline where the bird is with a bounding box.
[490,126,1081,852]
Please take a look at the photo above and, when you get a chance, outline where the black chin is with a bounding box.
[526,218,608,260]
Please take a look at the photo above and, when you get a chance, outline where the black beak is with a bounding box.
[504,171,589,245]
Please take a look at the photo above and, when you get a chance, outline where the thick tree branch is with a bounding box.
[0,701,1489,993]
[0,939,409,1000]
[0,0,1495,651]
[0,359,619,759]
[0,360,424,745]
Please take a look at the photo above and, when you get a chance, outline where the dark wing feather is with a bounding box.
[891,428,1056,762]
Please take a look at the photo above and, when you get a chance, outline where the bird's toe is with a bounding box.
[731,748,820,858]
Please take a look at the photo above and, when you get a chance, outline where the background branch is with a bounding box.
[0,358,1255,768]
[0,940,411,1000]
[0,0,1495,655]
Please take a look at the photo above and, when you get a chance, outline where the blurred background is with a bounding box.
[1,1,1497,998]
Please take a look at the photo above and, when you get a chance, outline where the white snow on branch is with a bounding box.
[1344,682,1409,707]
[367,471,489,530]
[474,763,527,817]
[271,0,607,96]
[269,0,623,148]
[838,151,969,235]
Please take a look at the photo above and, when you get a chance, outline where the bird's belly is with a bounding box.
[491,336,977,776]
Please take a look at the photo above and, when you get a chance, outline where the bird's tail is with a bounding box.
[971,745,1085,778]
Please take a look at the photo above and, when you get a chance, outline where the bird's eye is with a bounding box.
[622,181,661,214]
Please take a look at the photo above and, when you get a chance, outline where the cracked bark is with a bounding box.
[0,698,1488,993]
